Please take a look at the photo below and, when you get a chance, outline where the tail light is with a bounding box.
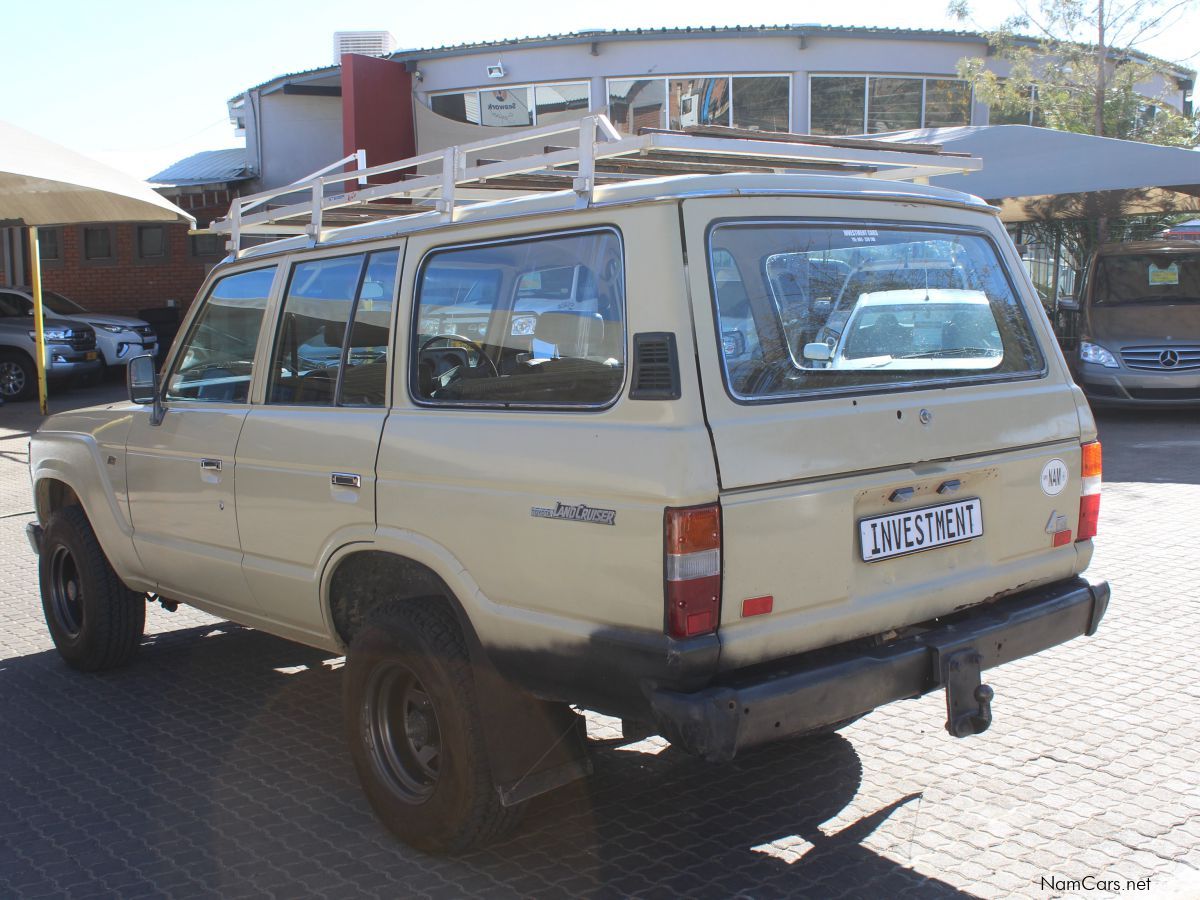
[1076,441,1102,542]
[664,504,721,638]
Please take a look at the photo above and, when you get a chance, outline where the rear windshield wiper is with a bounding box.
[895,347,1003,359]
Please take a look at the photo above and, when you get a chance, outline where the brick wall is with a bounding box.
[0,186,238,319]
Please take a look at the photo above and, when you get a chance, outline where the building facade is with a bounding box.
[231,25,1194,194]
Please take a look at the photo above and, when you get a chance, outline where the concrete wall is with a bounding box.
[257,92,344,191]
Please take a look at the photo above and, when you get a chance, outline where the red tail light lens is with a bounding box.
[665,504,721,638]
[1077,441,1101,542]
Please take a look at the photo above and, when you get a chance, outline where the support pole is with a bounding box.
[28,226,49,415]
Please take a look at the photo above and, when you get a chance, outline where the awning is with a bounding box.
[0,120,195,228]
[878,125,1200,222]
[0,119,193,412]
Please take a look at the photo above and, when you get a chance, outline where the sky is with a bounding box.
[1,0,1197,180]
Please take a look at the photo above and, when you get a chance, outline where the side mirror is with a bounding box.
[127,355,156,404]
[1058,296,1080,312]
[127,355,166,425]
[803,342,832,362]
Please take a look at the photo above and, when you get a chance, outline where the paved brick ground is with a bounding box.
[1,386,1197,899]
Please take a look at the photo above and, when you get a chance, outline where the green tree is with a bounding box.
[950,0,1198,146]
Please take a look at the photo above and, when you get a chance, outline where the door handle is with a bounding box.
[331,473,361,489]
[200,458,223,472]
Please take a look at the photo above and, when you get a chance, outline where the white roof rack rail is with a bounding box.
[208,114,981,257]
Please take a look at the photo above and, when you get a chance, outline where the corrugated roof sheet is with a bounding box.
[149,148,251,186]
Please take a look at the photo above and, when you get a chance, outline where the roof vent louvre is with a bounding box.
[630,332,681,400]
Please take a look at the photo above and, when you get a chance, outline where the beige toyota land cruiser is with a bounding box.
[26,120,1108,853]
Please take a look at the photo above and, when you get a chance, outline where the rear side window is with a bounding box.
[268,249,398,407]
[165,267,276,403]
[709,223,1044,400]
[411,229,625,407]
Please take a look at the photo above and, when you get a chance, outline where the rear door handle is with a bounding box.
[331,473,361,489]
[200,458,222,472]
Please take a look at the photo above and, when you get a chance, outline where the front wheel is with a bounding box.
[343,601,523,853]
[0,350,36,401]
[39,506,145,671]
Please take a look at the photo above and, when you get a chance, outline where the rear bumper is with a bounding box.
[648,575,1110,762]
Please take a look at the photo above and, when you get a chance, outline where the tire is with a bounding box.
[343,601,523,853]
[0,350,36,402]
[39,506,145,672]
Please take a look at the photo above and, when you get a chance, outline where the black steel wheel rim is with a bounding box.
[0,361,25,397]
[365,663,442,803]
[48,545,84,638]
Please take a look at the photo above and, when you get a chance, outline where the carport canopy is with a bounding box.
[0,119,193,412]
[877,125,1200,222]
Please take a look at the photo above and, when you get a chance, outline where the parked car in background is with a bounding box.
[0,292,101,401]
[1068,241,1200,406]
[0,287,157,371]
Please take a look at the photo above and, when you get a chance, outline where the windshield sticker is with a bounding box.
[843,229,879,244]
[531,502,616,526]
[1148,263,1180,286]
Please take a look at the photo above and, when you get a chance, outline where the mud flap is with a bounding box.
[465,637,593,807]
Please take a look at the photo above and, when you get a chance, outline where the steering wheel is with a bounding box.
[417,334,499,377]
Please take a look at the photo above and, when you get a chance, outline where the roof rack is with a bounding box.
[208,115,981,257]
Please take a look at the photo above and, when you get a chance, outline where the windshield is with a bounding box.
[709,224,1043,399]
[42,291,86,315]
[1092,252,1200,306]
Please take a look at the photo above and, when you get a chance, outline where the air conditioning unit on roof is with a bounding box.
[333,31,397,62]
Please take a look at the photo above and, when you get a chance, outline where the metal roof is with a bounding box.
[148,149,252,187]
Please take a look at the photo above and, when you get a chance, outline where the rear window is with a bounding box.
[1092,252,1200,305]
[709,223,1044,400]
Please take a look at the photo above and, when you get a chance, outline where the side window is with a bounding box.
[268,249,398,407]
[412,230,624,407]
[164,267,276,403]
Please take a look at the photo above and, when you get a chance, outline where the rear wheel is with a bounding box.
[39,506,145,671]
[0,350,35,401]
[343,601,523,853]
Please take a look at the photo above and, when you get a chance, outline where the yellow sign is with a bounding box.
[1149,263,1180,286]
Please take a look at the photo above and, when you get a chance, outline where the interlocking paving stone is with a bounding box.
[1,385,1198,898]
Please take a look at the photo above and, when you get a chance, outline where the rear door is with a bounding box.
[682,197,1086,669]
[235,244,402,640]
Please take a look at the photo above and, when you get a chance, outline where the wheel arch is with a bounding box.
[325,548,481,652]
[34,476,82,524]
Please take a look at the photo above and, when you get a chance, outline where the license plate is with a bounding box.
[859,498,983,562]
[85,352,98,360]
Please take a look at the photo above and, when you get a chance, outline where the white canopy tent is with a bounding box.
[0,120,194,413]
[876,125,1200,223]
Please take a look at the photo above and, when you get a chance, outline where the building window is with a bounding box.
[83,226,114,261]
[989,85,1043,126]
[534,82,590,125]
[137,225,167,260]
[37,228,61,261]
[190,233,225,258]
[430,81,588,128]
[608,79,667,134]
[809,75,974,135]
[731,76,791,132]
[608,75,791,134]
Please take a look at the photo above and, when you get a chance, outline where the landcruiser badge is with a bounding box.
[531,502,616,526]
[1040,458,1069,496]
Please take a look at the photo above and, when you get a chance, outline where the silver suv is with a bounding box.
[0,291,101,401]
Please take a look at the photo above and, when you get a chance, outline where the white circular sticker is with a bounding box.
[1041,458,1069,496]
